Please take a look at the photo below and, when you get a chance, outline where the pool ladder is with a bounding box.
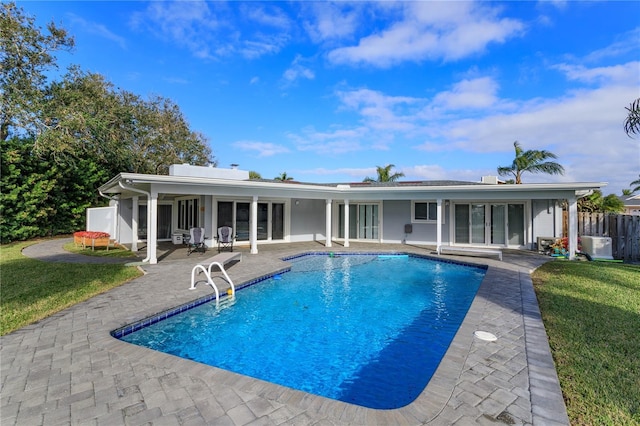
[190,261,236,308]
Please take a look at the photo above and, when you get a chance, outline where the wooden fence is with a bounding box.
[563,212,640,262]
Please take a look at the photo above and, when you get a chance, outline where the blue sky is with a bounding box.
[24,1,640,195]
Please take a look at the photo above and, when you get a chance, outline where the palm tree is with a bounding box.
[624,98,640,137]
[497,141,565,184]
[274,172,294,181]
[578,190,624,213]
[363,164,405,183]
[630,174,640,193]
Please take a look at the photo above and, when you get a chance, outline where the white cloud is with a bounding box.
[299,167,375,180]
[233,140,290,157]
[281,55,315,86]
[400,164,448,180]
[304,56,638,193]
[327,2,524,67]
[67,13,127,49]
[553,61,640,85]
[336,89,419,132]
[583,28,640,62]
[287,126,369,154]
[431,83,639,191]
[130,1,221,59]
[432,77,499,109]
[302,2,363,43]
[131,1,288,60]
[242,4,291,30]
[241,34,290,59]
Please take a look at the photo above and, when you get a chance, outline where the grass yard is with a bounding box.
[1,239,143,335]
[532,260,640,426]
[63,240,137,258]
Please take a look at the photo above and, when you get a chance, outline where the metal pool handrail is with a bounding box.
[190,261,236,307]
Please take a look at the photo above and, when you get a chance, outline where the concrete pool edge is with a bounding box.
[110,252,486,416]
[98,252,568,425]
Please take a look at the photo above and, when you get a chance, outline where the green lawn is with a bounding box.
[63,240,138,258]
[1,239,143,335]
[532,260,640,426]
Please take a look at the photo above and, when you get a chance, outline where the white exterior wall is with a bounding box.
[531,199,562,244]
[86,206,117,236]
[380,200,409,243]
[289,199,326,242]
[116,199,134,244]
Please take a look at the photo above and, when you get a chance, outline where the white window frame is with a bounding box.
[176,197,200,230]
[412,200,443,224]
[214,198,290,243]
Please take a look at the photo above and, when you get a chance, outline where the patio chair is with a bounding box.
[187,227,207,255]
[216,226,234,253]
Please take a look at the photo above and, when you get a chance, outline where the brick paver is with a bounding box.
[2,239,570,425]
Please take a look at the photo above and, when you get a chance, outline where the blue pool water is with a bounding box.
[118,254,485,409]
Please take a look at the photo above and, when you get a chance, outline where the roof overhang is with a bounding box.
[99,172,607,201]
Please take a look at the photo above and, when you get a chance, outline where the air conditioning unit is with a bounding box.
[581,236,613,260]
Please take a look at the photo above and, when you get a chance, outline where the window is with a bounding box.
[412,201,441,223]
[178,198,199,229]
[216,200,286,242]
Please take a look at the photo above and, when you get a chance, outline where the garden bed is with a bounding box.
[73,231,112,251]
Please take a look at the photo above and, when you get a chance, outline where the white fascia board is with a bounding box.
[100,173,606,200]
[339,182,607,201]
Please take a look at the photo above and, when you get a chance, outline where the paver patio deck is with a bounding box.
[2,239,569,425]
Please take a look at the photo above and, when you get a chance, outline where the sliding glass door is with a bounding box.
[508,204,525,245]
[454,202,525,247]
[272,203,284,240]
[338,203,379,240]
[491,204,506,245]
[138,204,172,240]
[216,201,286,242]
[471,204,486,244]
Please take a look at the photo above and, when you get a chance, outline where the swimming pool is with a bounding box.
[116,253,485,409]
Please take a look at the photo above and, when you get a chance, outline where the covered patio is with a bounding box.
[96,165,604,266]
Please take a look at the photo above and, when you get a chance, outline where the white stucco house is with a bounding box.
[94,164,606,264]
[620,194,640,215]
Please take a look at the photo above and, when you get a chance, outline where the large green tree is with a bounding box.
[39,67,213,174]
[363,164,405,182]
[577,190,624,213]
[0,3,215,242]
[128,94,213,174]
[1,2,74,141]
[497,141,565,184]
[0,137,109,242]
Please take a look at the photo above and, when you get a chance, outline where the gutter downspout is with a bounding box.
[99,189,118,202]
[119,181,152,263]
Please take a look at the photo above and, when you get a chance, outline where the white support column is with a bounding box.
[148,191,158,264]
[325,199,332,247]
[131,196,139,252]
[251,196,258,254]
[344,200,350,248]
[568,196,578,260]
[436,198,443,253]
